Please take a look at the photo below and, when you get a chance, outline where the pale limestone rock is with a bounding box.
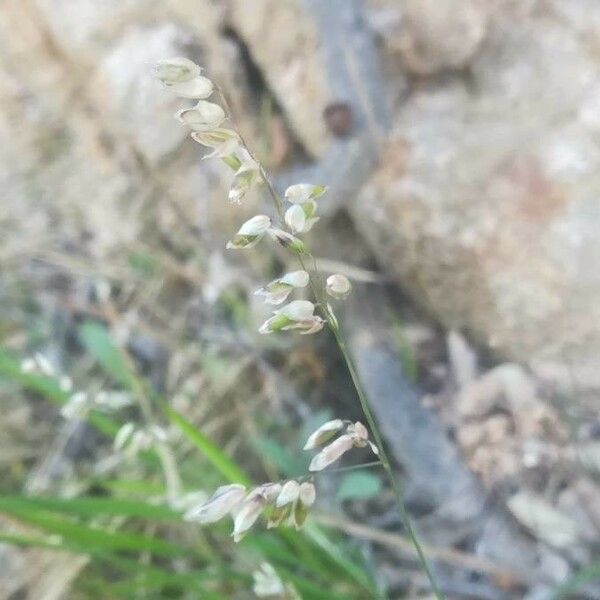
[447,330,478,388]
[368,0,489,75]
[508,491,582,550]
[353,2,600,391]
[34,0,159,59]
[228,0,330,157]
[92,24,194,165]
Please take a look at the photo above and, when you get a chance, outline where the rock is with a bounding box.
[575,441,600,475]
[352,2,600,392]
[373,0,489,75]
[34,0,157,59]
[92,24,192,164]
[447,329,478,388]
[556,486,597,544]
[574,478,600,528]
[228,0,331,157]
[457,371,504,419]
[455,363,570,488]
[507,491,582,550]
[0,0,245,265]
[457,363,538,418]
[533,552,571,588]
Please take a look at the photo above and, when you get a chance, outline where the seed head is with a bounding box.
[308,434,355,472]
[226,215,271,249]
[267,228,307,254]
[154,57,201,84]
[276,480,300,508]
[326,274,352,300]
[184,484,246,524]
[303,419,345,450]
[307,420,378,471]
[154,58,214,99]
[176,100,225,131]
[284,183,327,204]
[254,270,309,305]
[259,300,324,335]
[228,154,262,204]
[191,128,240,159]
[232,496,265,542]
[284,201,319,234]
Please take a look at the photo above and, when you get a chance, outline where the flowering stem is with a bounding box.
[216,87,443,598]
[258,177,444,599]
[330,327,444,600]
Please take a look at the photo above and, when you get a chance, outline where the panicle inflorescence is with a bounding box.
[154,58,381,543]
[304,420,379,472]
[154,57,353,339]
[183,479,316,542]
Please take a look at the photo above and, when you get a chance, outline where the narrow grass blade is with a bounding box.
[78,321,136,390]
[0,505,188,557]
[0,348,69,403]
[0,495,180,521]
[165,406,250,485]
[0,532,230,599]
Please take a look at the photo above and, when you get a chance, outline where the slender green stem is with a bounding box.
[220,93,444,598]
[261,177,444,599]
[331,328,444,599]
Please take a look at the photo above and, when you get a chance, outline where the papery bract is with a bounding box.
[259,300,324,335]
[284,183,327,204]
[278,300,315,321]
[299,481,316,507]
[267,228,307,254]
[308,434,355,472]
[226,215,271,249]
[326,274,352,300]
[284,202,319,234]
[164,76,214,98]
[267,480,301,529]
[276,480,300,508]
[254,270,309,305]
[154,57,201,84]
[191,128,240,159]
[303,419,345,450]
[232,497,265,542]
[347,421,368,441]
[247,482,282,503]
[229,155,262,204]
[293,481,316,528]
[155,58,213,99]
[176,100,225,131]
[184,484,246,524]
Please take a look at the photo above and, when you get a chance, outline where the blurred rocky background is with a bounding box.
[2,0,600,599]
